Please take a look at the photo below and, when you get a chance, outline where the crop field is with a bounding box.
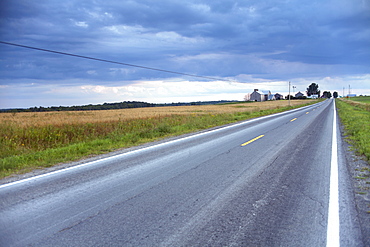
[347,96,370,104]
[0,100,316,178]
[1,100,312,127]
[340,96,370,111]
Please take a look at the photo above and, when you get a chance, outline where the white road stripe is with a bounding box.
[327,99,340,247]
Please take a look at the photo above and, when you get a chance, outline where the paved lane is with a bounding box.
[0,99,363,246]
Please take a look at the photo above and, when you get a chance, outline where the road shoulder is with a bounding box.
[338,117,370,246]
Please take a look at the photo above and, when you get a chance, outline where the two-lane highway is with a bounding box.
[0,99,364,246]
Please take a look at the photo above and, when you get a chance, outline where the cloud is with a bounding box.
[1,74,370,109]
[74,21,89,28]
[0,0,369,107]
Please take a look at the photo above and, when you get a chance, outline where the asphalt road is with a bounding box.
[0,99,365,246]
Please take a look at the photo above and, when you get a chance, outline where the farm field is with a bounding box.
[347,95,370,104]
[0,100,316,178]
[339,96,370,112]
[1,100,314,127]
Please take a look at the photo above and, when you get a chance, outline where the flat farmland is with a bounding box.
[348,95,370,104]
[1,100,314,127]
[0,100,317,178]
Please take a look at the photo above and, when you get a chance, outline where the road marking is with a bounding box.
[327,100,340,247]
[306,112,309,114]
[241,135,264,146]
[290,118,297,122]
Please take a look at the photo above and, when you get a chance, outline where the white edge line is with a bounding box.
[0,101,325,189]
[326,99,340,246]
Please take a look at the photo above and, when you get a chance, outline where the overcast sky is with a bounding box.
[1,0,369,108]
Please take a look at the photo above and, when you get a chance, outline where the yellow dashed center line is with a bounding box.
[241,135,264,146]
[306,112,309,114]
[290,118,297,122]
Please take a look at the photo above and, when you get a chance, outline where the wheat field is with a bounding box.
[1,99,318,177]
[1,100,314,127]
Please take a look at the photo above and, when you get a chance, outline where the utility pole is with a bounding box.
[288,81,291,106]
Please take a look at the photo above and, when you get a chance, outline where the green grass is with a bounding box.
[356,191,367,195]
[0,102,317,178]
[336,99,370,162]
[348,96,370,104]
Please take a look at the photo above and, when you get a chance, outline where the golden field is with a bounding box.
[1,99,318,177]
[1,100,314,127]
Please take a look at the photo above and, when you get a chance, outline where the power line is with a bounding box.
[0,40,231,82]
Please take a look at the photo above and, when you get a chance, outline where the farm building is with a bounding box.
[295,91,305,98]
[274,93,284,100]
[245,89,273,102]
[307,95,319,99]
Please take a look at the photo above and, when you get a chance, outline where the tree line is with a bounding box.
[1,100,239,113]
[306,82,337,99]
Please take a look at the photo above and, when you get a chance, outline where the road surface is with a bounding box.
[0,99,364,246]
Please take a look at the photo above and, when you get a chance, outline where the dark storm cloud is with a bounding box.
[1,0,369,84]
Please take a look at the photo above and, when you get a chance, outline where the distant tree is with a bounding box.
[306,83,320,97]
[285,95,294,100]
[333,91,338,98]
[322,91,332,98]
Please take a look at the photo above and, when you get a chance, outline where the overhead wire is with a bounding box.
[0,41,233,82]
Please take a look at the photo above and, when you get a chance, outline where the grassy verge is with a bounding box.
[336,98,370,162]
[0,101,317,178]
